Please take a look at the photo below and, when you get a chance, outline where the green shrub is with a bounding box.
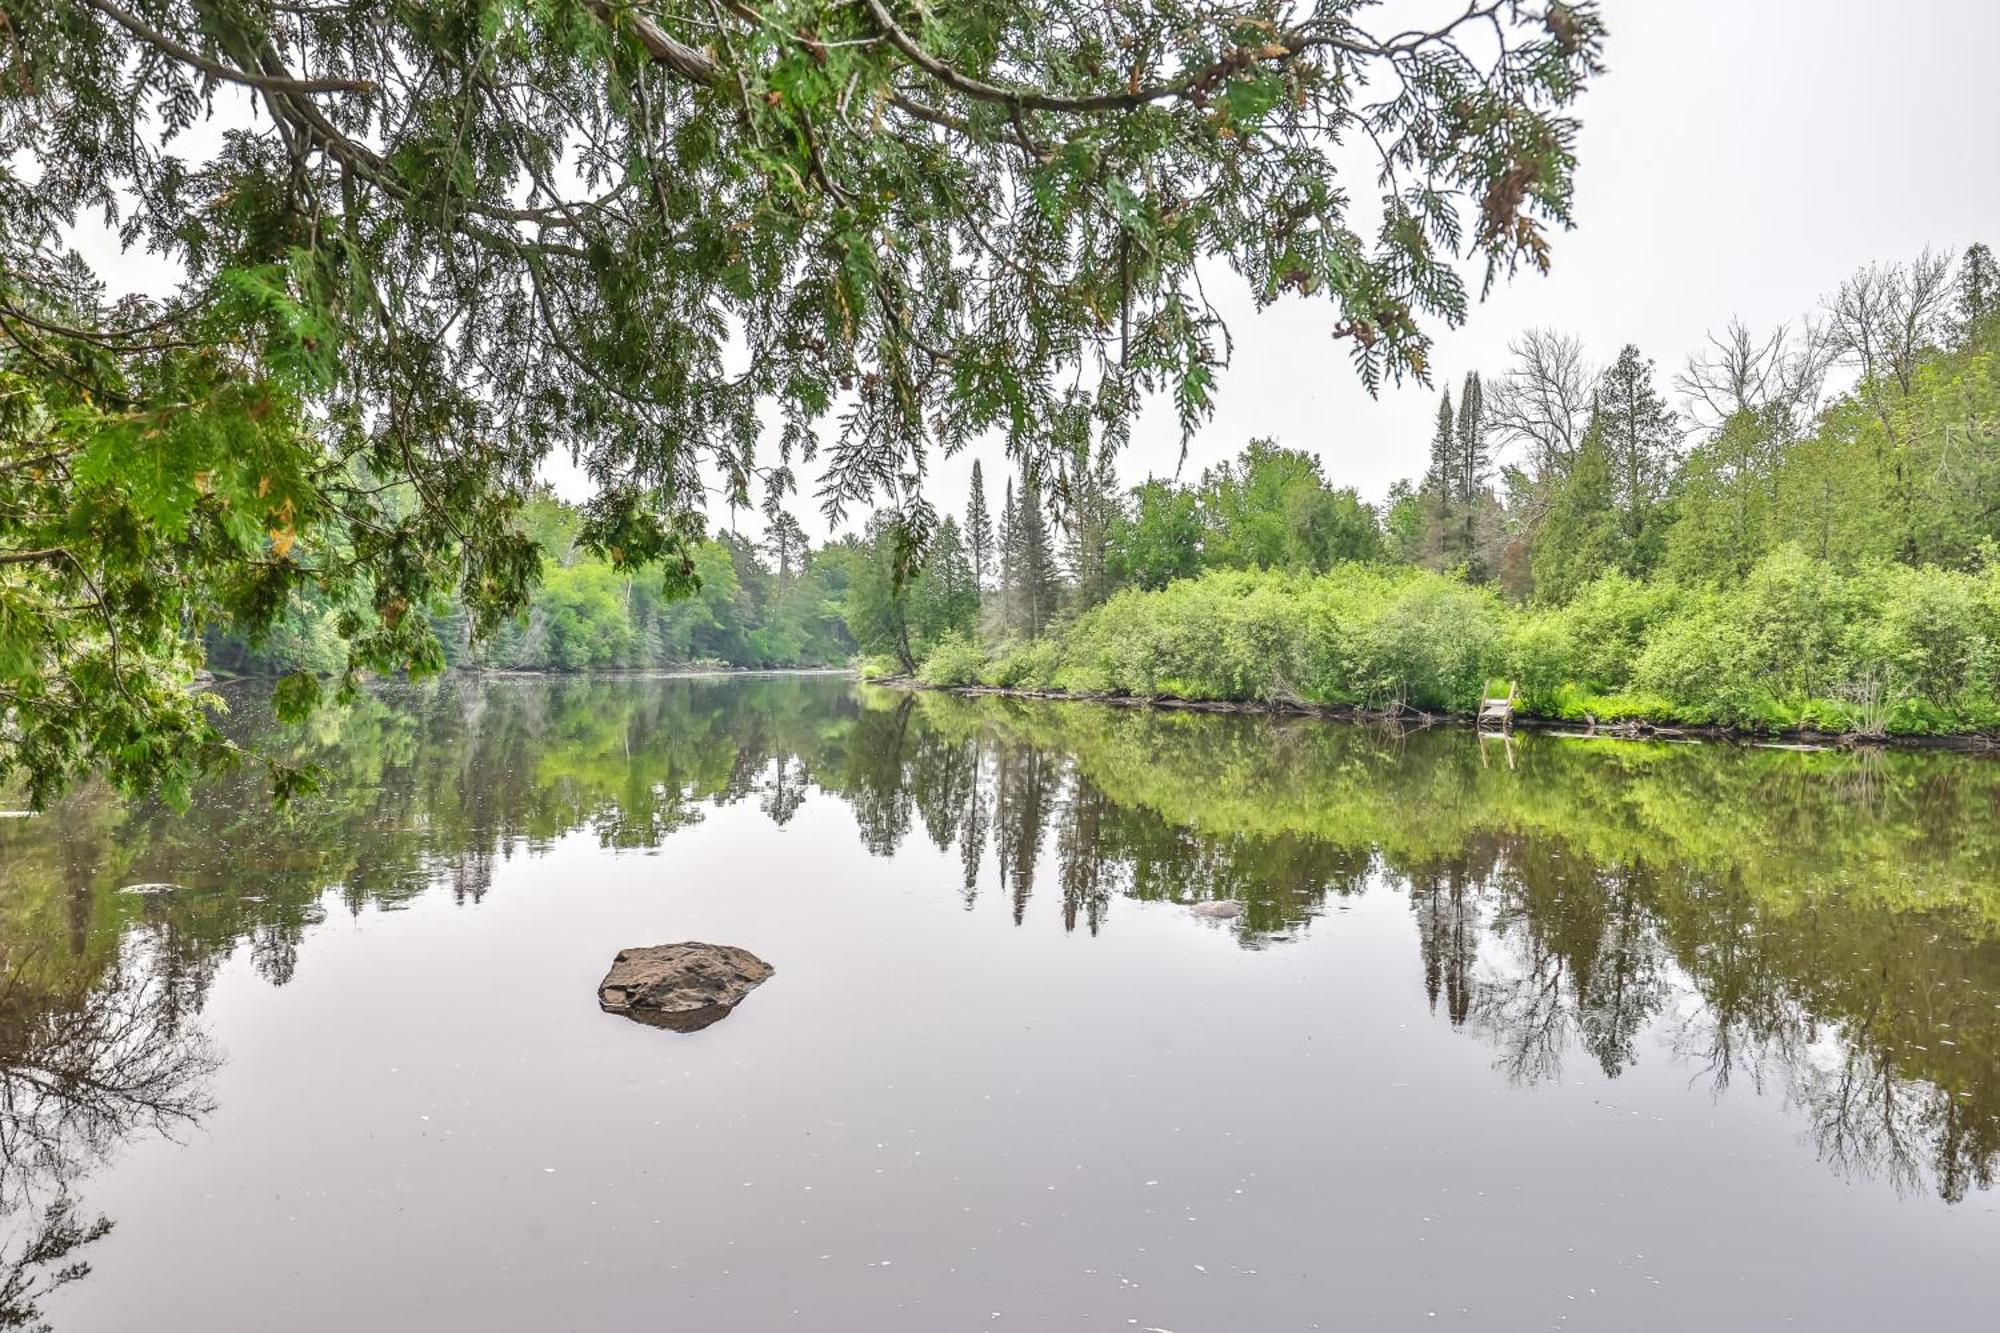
[1503,612,1579,715]
[981,638,1064,689]
[856,653,904,680]
[1549,572,1680,689]
[916,633,987,686]
[1571,690,1682,724]
[1354,576,1505,711]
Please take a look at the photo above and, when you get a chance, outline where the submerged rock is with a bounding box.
[1189,900,1245,920]
[597,943,775,1032]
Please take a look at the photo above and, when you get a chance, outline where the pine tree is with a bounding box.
[1532,416,1623,604]
[1427,392,1456,499]
[1013,472,1061,637]
[909,516,979,646]
[998,478,1020,636]
[762,512,808,590]
[1455,371,1487,505]
[966,460,995,591]
[1456,371,1488,576]
[1957,242,1999,338]
[1595,345,1678,574]
[1064,447,1122,610]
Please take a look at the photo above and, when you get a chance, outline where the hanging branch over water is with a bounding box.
[0,0,1603,803]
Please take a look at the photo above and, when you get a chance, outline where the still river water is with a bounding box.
[2,674,1998,1330]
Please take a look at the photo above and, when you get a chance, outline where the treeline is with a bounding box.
[901,243,2000,735]
[207,498,869,674]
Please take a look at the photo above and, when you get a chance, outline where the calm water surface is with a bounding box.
[3,675,1998,1330]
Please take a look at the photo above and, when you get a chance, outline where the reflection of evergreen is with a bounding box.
[1409,856,1484,1026]
[995,742,1057,926]
[956,739,989,909]
[1056,779,1118,935]
[843,693,917,857]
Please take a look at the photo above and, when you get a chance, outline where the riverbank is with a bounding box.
[892,562,2000,745]
[871,676,2000,754]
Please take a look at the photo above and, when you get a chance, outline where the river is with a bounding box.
[2,674,1996,1329]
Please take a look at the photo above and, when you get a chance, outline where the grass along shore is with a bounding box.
[871,557,2000,743]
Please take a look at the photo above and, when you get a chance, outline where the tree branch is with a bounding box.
[860,0,1362,115]
[79,0,377,94]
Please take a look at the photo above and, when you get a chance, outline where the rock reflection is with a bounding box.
[2,673,1998,1216]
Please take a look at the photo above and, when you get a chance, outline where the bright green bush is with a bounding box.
[1545,572,1680,690]
[1352,575,1504,711]
[916,633,987,686]
[856,653,904,680]
[981,639,1064,689]
[1504,613,1579,715]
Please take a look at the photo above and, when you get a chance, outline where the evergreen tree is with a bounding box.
[1456,371,1489,575]
[998,479,1020,636]
[762,512,809,590]
[1455,371,1488,505]
[1064,447,1123,610]
[909,517,980,647]
[1532,418,1624,604]
[1428,392,1457,499]
[966,461,995,592]
[1957,242,1999,338]
[1012,473,1062,637]
[1595,345,1678,574]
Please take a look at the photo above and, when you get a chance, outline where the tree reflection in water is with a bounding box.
[0,939,219,1327]
[3,670,1999,1318]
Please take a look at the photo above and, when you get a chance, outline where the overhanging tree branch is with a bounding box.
[79,0,376,93]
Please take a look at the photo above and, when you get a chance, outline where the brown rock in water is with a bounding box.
[597,943,775,1032]
[1189,900,1245,920]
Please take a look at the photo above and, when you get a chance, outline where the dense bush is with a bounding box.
[982,638,1063,689]
[915,633,986,686]
[915,553,2000,736]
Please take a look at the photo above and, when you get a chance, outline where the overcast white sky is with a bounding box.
[893,0,2000,543]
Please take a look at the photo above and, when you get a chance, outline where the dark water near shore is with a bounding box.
[3,674,1998,1330]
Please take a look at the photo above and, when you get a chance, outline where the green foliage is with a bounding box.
[856,654,905,681]
[1001,473,1063,639]
[1532,421,1624,604]
[1197,439,1382,572]
[1043,566,1502,712]
[915,633,987,687]
[918,552,2000,736]
[981,638,1063,690]
[1106,478,1206,591]
[909,518,980,648]
[845,511,978,670]
[2,0,1605,803]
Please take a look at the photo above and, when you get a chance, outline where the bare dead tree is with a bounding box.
[1824,248,1956,398]
[1674,316,1834,439]
[1485,328,1594,480]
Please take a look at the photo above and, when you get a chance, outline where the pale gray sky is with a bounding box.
[912,0,2000,539]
